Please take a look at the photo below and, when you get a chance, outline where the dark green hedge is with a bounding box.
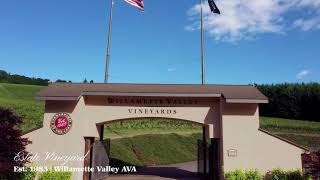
[257,83,320,122]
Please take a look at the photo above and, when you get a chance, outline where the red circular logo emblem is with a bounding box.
[50,113,72,135]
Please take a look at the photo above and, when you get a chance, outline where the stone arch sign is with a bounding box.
[23,83,307,180]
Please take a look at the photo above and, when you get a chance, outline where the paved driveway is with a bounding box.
[107,161,205,180]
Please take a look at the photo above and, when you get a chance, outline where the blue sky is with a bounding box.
[0,0,319,84]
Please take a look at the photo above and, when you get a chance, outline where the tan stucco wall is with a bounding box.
[23,98,87,180]
[222,103,304,174]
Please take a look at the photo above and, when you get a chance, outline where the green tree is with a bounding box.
[257,83,320,122]
[0,107,30,179]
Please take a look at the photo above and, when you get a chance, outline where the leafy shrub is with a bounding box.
[265,168,308,180]
[269,168,287,180]
[303,175,313,180]
[226,168,309,180]
[39,169,72,180]
[19,166,36,180]
[286,170,303,180]
[225,169,246,180]
[245,169,262,180]
[225,169,262,180]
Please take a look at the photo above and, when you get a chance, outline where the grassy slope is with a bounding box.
[0,83,45,132]
[260,116,320,133]
[260,117,320,149]
[109,133,202,167]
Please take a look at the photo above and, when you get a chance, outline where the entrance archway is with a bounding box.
[25,83,300,180]
[85,117,220,180]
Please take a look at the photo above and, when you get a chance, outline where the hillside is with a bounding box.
[109,133,202,167]
[0,83,45,131]
[0,70,49,86]
[260,117,320,150]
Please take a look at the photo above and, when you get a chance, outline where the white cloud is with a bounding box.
[293,16,320,30]
[167,68,176,72]
[294,0,320,30]
[186,0,320,41]
[296,69,312,79]
[297,0,320,7]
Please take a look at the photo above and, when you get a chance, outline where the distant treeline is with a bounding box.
[0,70,92,86]
[0,70,50,86]
[257,83,320,122]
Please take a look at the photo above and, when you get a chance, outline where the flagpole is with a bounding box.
[200,0,205,85]
[105,0,114,83]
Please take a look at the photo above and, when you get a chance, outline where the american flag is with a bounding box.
[124,0,144,11]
